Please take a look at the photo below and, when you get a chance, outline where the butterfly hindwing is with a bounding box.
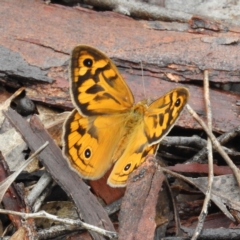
[108,141,158,187]
[63,109,129,179]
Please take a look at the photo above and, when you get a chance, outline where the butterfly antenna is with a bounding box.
[141,61,146,98]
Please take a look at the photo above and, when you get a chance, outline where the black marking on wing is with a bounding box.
[81,69,98,84]
[145,91,184,144]
[94,92,121,105]
[76,142,82,149]
[102,63,118,88]
[86,84,105,94]
[79,102,90,116]
[158,113,164,127]
[77,125,86,136]
[141,145,157,159]
[135,143,146,154]
[88,124,98,141]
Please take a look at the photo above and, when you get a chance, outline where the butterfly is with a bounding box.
[62,45,189,187]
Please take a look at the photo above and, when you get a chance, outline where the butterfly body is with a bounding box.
[63,45,189,187]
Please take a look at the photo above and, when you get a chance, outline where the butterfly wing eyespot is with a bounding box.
[84,147,92,159]
[124,163,131,172]
[175,98,181,107]
[83,58,93,67]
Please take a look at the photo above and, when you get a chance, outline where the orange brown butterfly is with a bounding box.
[62,45,189,187]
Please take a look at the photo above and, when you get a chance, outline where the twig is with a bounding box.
[161,167,200,190]
[191,126,240,163]
[158,150,186,161]
[164,135,240,158]
[0,141,49,202]
[104,198,122,215]
[182,226,240,239]
[162,135,240,164]
[0,208,118,239]
[35,198,121,239]
[33,197,121,239]
[37,224,81,240]
[217,125,240,143]
[186,104,240,186]
[163,136,206,149]
[165,179,183,236]
[27,172,52,206]
[32,182,57,213]
[140,61,146,98]
[192,70,213,239]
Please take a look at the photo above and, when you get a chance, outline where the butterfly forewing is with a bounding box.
[70,45,134,116]
[144,87,189,145]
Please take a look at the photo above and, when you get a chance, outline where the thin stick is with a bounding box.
[104,198,122,215]
[192,70,214,239]
[191,125,240,162]
[32,182,57,213]
[161,167,194,186]
[186,104,240,186]
[27,172,52,206]
[0,208,117,239]
[165,178,183,236]
[140,61,146,98]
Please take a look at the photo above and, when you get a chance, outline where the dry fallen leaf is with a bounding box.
[0,87,25,127]
[9,227,26,240]
[188,174,240,222]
